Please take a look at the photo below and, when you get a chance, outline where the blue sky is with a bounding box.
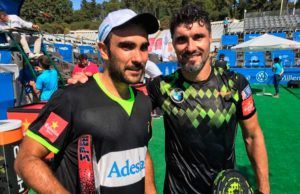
[71,0,104,10]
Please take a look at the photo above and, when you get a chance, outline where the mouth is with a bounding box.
[126,68,143,76]
[183,52,202,61]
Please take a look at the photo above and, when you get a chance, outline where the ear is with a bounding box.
[98,42,109,61]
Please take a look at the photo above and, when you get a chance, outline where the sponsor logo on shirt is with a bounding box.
[170,88,184,103]
[242,96,255,116]
[241,85,252,100]
[39,112,68,143]
[96,147,147,187]
[107,159,145,178]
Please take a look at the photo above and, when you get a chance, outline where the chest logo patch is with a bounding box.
[170,88,184,103]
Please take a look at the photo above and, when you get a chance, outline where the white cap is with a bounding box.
[98,9,159,42]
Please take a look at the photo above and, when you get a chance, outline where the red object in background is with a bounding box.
[148,38,155,52]
[7,102,54,160]
[132,83,148,96]
[7,103,47,135]
[155,38,162,50]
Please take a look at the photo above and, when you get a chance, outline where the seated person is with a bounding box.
[29,56,58,101]
[67,53,98,84]
[0,11,42,59]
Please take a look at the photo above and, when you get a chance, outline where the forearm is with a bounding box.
[144,151,157,194]
[245,131,270,194]
[31,83,40,95]
[15,156,69,194]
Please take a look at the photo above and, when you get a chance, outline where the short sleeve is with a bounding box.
[236,74,256,120]
[146,76,163,110]
[35,75,43,90]
[26,89,73,154]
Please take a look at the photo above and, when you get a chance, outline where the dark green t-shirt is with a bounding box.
[147,67,256,193]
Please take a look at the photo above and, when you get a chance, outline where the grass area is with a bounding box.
[149,85,300,194]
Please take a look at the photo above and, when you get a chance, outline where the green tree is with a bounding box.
[21,0,73,24]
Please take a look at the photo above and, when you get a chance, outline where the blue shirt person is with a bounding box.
[29,56,58,101]
[272,57,284,98]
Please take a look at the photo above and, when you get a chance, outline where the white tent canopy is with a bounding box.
[232,33,300,51]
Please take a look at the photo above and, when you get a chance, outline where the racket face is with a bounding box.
[78,135,100,193]
[212,169,254,194]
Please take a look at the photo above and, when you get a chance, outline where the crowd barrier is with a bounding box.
[155,62,300,86]
[54,43,73,63]
[234,67,300,85]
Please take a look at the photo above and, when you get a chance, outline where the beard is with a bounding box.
[108,62,144,85]
[180,61,205,73]
[107,48,145,85]
[179,50,210,73]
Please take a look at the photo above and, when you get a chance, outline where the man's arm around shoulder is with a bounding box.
[239,113,270,194]
[14,137,70,194]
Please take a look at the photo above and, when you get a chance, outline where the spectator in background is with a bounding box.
[213,45,218,54]
[29,56,58,101]
[145,60,162,81]
[72,53,98,76]
[68,53,98,84]
[133,60,162,95]
[223,17,230,34]
[0,11,43,59]
[214,53,229,70]
[272,57,284,98]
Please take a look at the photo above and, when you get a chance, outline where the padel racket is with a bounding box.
[78,135,100,194]
[212,169,253,194]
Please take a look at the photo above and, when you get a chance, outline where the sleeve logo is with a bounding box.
[241,85,252,100]
[242,96,255,116]
[39,112,68,143]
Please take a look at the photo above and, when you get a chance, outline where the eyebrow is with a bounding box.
[118,41,136,47]
[117,41,149,48]
[142,42,150,47]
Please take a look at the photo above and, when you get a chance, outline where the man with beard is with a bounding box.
[147,4,270,194]
[14,9,159,194]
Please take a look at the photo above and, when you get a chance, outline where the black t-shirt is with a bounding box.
[27,73,152,194]
[147,67,256,194]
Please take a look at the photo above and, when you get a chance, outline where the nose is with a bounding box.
[132,50,146,65]
[187,38,197,53]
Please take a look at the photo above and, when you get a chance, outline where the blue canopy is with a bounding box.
[0,0,24,15]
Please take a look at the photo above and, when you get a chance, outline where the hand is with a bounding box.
[67,72,90,85]
[32,24,40,31]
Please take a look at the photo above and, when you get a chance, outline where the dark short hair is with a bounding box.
[219,54,225,59]
[38,56,51,70]
[170,4,211,38]
[78,53,88,60]
[274,57,280,63]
